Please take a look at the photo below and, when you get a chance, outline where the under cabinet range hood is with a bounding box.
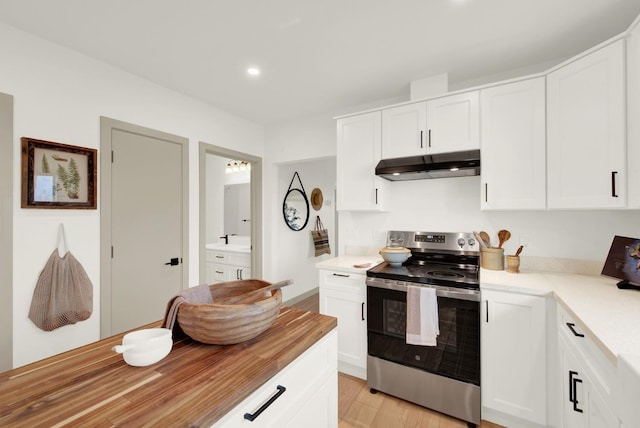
[375,149,481,181]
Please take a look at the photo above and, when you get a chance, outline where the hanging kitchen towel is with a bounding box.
[406,285,439,346]
[28,224,93,331]
[311,216,331,256]
[162,283,214,330]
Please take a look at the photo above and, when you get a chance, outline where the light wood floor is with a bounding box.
[288,292,502,428]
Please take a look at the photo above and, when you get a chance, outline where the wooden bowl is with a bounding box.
[177,280,282,345]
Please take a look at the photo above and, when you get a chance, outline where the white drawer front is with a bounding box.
[211,330,337,427]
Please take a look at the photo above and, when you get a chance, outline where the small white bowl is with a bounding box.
[113,328,173,367]
[379,247,411,267]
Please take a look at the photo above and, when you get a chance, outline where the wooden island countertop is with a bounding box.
[0,307,337,427]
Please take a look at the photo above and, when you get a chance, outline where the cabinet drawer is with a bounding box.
[212,330,337,427]
[213,264,227,282]
[319,270,365,293]
[557,303,616,401]
[211,251,228,263]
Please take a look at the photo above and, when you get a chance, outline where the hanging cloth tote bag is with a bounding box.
[311,216,331,257]
[28,224,93,331]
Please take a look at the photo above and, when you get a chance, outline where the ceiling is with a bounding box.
[1,0,639,125]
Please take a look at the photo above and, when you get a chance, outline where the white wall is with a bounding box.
[263,114,337,286]
[1,23,264,367]
[276,159,336,301]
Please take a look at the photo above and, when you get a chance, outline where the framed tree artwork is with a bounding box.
[21,137,97,209]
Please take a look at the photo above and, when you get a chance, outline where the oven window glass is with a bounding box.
[368,286,480,385]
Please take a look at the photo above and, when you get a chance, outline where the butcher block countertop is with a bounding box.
[0,307,337,427]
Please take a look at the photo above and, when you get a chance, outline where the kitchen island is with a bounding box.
[0,307,337,427]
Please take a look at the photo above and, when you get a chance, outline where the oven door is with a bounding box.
[366,280,480,385]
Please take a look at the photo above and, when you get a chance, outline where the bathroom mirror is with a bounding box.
[283,188,309,231]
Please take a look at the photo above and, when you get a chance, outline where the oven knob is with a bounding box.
[457,238,465,248]
[414,355,421,361]
[468,238,476,247]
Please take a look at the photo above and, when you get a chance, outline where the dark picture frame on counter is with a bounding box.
[602,235,640,289]
[21,137,97,209]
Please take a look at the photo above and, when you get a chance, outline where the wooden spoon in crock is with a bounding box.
[497,230,511,249]
[479,231,491,247]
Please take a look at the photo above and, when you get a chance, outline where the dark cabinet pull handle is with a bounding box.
[333,273,350,278]
[361,302,365,321]
[485,300,489,323]
[428,129,432,148]
[612,171,618,197]
[375,188,379,205]
[569,371,583,413]
[420,130,424,149]
[566,322,584,337]
[244,385,286,421]
[485,183,488,203]
[573,378,583,413]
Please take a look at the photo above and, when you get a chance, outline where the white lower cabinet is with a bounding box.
[560,337,619,428]
[211,330,338,428]
[481,288,547,426]
[318,269,367,379]
[206,249,251,283]
[557,304,619,428]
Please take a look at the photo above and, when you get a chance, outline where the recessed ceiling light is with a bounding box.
[247,67,260,76]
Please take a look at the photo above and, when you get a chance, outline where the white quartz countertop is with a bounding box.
[205,243,251,253]
[315,256,383,275]
[481,268,640,365]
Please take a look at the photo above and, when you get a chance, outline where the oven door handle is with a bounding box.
[366,278,480,302]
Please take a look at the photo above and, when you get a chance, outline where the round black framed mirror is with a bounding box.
[283,188,309,231]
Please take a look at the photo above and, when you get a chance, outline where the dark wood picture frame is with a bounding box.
[21,137,97,209]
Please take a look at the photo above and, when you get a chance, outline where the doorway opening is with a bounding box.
[198,142,262,284]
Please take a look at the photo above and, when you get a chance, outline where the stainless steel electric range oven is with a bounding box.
[366,231,481,427]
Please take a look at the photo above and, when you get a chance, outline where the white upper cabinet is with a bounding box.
[426,91,480,154]
[336,111,387,211]
[381,102,426,159]
[381,91,479,159]
[627,20,640,208]
[547,39,626,209]
[480,77,546,210]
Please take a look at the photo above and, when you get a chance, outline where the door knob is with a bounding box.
[164,257,180,266]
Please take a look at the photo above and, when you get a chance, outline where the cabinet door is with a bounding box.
[381,102,427,159]
[560,340,588,428]
[481,78,546,210]
[559,339,619,428]
[482,289,546,425]
[628,21,640,208]
[426,91,479,154]
[547,40,626,209]
[319,271,367,379]
[336,112,386,211]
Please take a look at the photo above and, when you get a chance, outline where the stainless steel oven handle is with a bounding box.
[366,277,480,302]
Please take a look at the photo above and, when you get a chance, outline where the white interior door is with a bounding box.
[110,128,185,334]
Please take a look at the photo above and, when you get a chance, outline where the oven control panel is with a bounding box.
[415,234,446,243]
[388,231,479,252]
